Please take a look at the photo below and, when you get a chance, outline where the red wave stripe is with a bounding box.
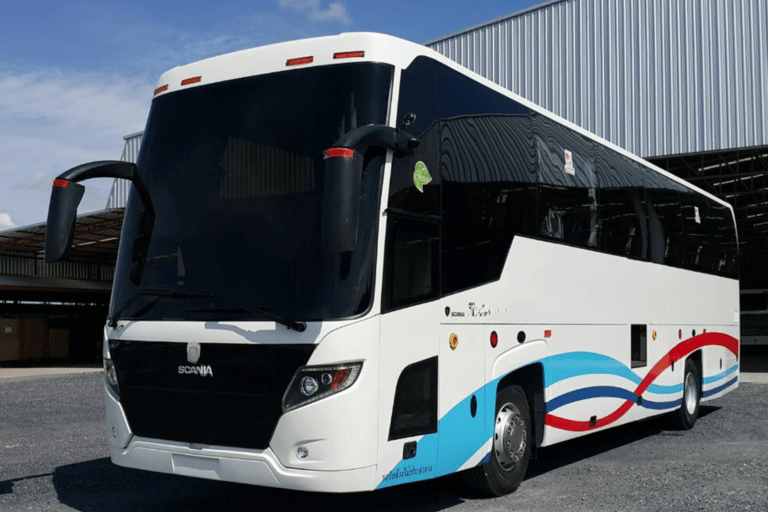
[545,332,739,432]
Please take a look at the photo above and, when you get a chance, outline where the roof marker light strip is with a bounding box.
[286,56,313,66]
[334,51,365,59]
[154,84,169,95]
[181,76,202,86]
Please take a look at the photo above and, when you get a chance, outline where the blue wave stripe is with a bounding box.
[546,386,638,413]
[543,352,682,395]
[640,398,682,410]
[702,376,738,398]
[703,364,739,385]
[545,385,682,412]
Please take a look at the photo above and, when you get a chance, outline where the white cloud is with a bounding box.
[0,213,16,231]
[0,68,153,227]
[278,0,352,25]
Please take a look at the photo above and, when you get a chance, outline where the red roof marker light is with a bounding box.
[334,51,365,59]
[324,147,355,159]
[181,76,202,86]
[286,56,313,66]
[154,84,169,95]
[53,179,69,188]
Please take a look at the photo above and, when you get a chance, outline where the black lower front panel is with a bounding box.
[110,340,315,450]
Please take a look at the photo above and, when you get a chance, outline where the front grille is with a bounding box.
[110,340,315,449]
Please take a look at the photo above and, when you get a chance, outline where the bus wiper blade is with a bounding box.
[184,304,307,333]
[107,290,214,328]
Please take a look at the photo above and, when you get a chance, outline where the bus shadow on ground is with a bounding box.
[47,407,721,511]
[524,405,720,480]
[50,458,463,512]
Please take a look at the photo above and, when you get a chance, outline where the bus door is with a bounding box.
[436,301,488,476]
[377,215,441,486]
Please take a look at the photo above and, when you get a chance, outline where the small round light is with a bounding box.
[297,446,309,459]
[321,373,333,385]
[300,376,319,396]
[490,331,498,348]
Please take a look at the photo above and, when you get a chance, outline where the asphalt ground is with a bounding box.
[1,348,767,512]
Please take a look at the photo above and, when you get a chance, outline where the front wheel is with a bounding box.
[668,358,700,430]
[463,385,531,496]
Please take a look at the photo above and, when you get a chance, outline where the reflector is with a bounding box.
[324,147,355,159]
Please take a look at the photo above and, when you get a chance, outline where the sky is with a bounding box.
[0,0,543,231]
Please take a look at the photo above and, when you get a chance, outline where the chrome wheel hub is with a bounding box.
[684,372,698,415]
[494,402,526,471]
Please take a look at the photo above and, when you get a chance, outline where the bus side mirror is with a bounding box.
[44,161,155,286]
[321,124,419,253]
[321,148,364,253]
[45,179,86,263]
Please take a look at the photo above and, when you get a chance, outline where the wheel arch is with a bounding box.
[496,362,545,454]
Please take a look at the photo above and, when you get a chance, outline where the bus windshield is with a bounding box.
[111,63,393,323]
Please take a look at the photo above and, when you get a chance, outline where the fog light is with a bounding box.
[297,446,309,459]
[300,376,318,396]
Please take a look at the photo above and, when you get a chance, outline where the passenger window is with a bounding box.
[645,189,685,268]
[596,153,647,259]
[440,115,537,295]
[382,216,440,312]
[533,114,598,249]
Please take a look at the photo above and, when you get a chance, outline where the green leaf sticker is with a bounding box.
[413,161,432,193]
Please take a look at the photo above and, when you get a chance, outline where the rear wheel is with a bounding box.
[463,385,531,496]
[668,358,700,430]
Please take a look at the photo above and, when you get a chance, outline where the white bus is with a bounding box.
[45,33,740,496]
[741,289,768,346]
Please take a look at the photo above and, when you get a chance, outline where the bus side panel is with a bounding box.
[479,237,738,447]
[377,300,440,488]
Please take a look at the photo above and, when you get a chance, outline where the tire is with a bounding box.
[668,358,701,430]
[463,385,531,496]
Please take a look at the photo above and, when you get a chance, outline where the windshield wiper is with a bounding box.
[108,290,214,327]
[184,304,307,332]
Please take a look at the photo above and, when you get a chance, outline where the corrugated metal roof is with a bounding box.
[427,0,768,159]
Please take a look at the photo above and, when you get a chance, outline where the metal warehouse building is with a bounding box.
[426,0,768,286]
[1,0,766,363]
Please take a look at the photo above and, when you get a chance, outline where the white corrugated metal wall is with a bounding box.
[105,131,143,209]
[426,0,768,158]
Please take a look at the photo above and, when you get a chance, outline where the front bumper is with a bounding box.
[110,438,377,492]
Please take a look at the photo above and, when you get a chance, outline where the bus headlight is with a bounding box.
[283,362,362,412]
[104,358,120,399]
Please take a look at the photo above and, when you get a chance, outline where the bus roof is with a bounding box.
[153,32,735,219]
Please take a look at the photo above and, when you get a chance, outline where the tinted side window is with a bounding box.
[434,64,536,295]
[382,216,440,312]
[390,57,440,216]
[680,193,739,278]
[597,152,647,259]
[708,199,738,278]
[645,188,685,267]
[533,114,598,249]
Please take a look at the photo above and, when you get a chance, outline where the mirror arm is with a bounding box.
[331,124,419,157]
[58,160,154,218]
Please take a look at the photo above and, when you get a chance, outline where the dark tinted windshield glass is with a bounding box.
[111,63,392,322]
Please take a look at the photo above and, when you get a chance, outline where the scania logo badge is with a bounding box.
[445,307,450,317]
[187,342,201,364]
